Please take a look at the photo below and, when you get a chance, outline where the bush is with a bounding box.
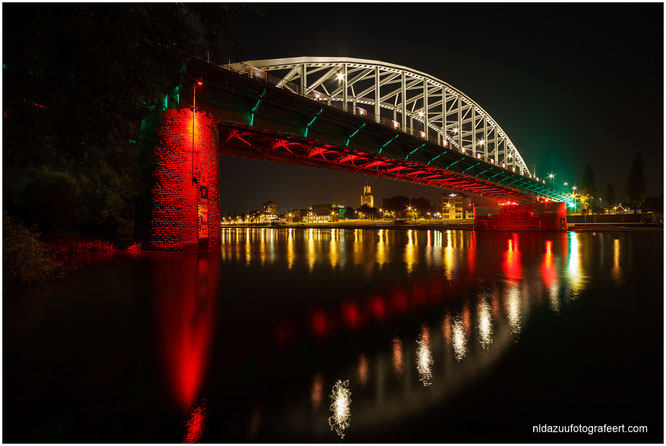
[3,214,64,282]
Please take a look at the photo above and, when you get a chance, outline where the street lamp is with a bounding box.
[191,78,203,184]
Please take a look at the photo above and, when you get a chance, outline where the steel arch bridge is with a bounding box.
[239,57,531,176]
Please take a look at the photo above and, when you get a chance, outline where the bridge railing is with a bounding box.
[218,59,559,194]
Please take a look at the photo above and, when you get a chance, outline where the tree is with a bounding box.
[357,204,376,219]
[577,193,593,214]
[580,164,597,200]
[3,4,254,238]
[382,196,411,217]
[624,153,646,212]
[344,206,356,219]
[604,184,616,209]
[411,197,436,217]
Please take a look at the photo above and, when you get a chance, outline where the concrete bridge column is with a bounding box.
[138,108,221,250]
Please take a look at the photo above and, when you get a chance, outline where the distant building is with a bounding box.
[440,194,473,219]
[361,184,374,208]
[262,201,278,222]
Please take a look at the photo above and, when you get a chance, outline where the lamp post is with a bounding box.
[191,79,203,183]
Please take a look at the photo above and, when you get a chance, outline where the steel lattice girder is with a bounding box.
[241,57,531,176]
[219,123,542,203]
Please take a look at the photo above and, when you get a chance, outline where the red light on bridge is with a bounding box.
[197,81,203,86]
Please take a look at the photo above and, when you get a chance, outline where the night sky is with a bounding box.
[218,3,663,214]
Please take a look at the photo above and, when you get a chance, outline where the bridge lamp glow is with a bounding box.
[453,127,459,134]
[564,182,568,186]
[572,186,577,190]
[548,173,555,179]
[478,139,485,146]
[336,73,344,81]
[418,111,424,117]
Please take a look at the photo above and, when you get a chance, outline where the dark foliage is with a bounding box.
[3,4,253,238]
[3,214,64,282]
[604,184,616,208]
[579,164,597,200]
[624,153,646,211]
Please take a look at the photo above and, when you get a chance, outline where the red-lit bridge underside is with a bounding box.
[220,123,533,202]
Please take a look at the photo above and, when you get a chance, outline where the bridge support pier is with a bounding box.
[137,109,221,250]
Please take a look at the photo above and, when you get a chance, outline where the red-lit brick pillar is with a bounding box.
[139,109,220,250]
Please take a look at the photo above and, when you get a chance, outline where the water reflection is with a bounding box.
[451,315,468,361]
[151,251,219,443]
[392,337,404,376]
[328,379,352,438]
[416,325,433,386]
[154,252,219,411]
[477,296,493,349]
[213,229,606,439]
[311,374,324,412]
[184,401,206,443]
[612,238,621,283]
[568,232,583,292]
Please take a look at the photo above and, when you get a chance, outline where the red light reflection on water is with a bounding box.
[184,401,206,443]
[342,301,360,329]
[541,240,557,288]
[311,310,328,337]
[390,289,408,313]
[369,294,386,319]
[155,252,219,410]
[502,233,522,281]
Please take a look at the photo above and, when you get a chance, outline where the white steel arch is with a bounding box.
[240,56,532,176]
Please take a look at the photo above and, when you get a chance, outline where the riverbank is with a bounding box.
[224,219,663,232]
[223,219,474,231]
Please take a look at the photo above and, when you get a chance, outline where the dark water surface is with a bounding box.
[4,228,663,442]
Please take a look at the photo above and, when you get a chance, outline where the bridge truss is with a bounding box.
[239,57,532,177]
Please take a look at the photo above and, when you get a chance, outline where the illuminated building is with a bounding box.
[262,201,278,222]
[361,184,374,208]
[439,193,473,219]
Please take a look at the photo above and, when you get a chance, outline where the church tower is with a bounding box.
[360,184,374,208]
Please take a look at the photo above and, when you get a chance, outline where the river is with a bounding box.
[3,228,663,442]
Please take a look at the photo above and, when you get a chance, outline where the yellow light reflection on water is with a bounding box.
[287,228,294,270]
[505,284,522,334]
[328,379,352,439]
[477,296,493,349]
[444,230,454,280]
[416,326,434,386]
[404,229,417,273]
[307,228,315,271]
[452,315,467,361]
[612,238,621,283]
[329,229,339,268]
[376,229,387,267]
